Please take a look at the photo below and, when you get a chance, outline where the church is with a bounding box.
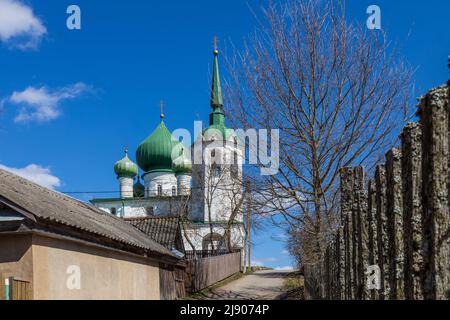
[91,47,246,256]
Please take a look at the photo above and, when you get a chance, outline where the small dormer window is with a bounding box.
[157,185,162,196]
[110,208,117,216]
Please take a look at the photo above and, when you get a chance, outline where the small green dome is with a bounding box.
[136,121,180,173]
[114,150,138,178]
[173,147,192,174]
[133,177,145,197]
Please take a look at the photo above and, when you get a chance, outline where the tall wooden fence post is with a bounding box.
[401,122,423,299]
[375,165,389,299]
[419,85,450,300]
[340,167,354,299]
[367,180,378,299]
[386,149,404,299]
[353,167,368,300]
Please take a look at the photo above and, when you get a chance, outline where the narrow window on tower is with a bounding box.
[172,186,176,196]
[157,185,162,196]
[214,164,222,177]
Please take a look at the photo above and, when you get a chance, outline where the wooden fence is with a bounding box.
[0,274,32,300]
[185,251,241,293]
[185,249,240,260]
[159,263,186,300]
[304,82,450,300]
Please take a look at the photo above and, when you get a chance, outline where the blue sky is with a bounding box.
[0,0,448,269]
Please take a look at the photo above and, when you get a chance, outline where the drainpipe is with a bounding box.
[4,278,10,300]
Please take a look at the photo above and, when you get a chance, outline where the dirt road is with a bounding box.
[197,269,291,300]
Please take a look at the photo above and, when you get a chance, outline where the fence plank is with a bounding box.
[386,149,404,299]
[420,85,450,300]
[401,122,423,300]
[185,252,241,293]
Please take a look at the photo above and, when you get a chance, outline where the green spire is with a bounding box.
[209,41,225,127]
[210,45,223,109]
[203,40,231,140]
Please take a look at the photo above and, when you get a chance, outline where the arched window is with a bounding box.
[212,164,222,177]
[202,233,225,251]
[157,185,162,196]
[211,149,216,158]
[146,207,154,215]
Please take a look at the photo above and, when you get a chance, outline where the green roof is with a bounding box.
[210,49,223,108]
[203,49,233,140]
[136,121,180,173]
[114,150,138,178]
[173,147,192,174]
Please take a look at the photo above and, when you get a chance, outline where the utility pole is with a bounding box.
[245,180,252,272]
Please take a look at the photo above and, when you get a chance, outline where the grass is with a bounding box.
[282,270,305,300]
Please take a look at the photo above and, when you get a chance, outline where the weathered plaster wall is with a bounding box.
[31,234,160,300]
[0,234,33,282]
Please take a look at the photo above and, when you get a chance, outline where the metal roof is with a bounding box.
[0,168,177,259]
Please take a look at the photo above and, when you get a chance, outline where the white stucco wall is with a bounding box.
[143,171,177,197]
[93,197,187,218]
[182,223,245,252]
[190,134,244,223]
[118,177,134,198]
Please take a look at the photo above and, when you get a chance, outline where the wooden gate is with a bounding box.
[0,274,32,300]
[159,264,186,300]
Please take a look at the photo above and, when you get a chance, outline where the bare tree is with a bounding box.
[180,145,247,258]
[224,0,413,265]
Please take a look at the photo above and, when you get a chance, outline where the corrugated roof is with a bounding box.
[125,216,181,250]
[0,169,176,258]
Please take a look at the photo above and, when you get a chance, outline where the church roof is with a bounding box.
[114,149,138,178]
[173,147,192,174]
[0,168,177,259]
[136,120,180,173]
[203,48,233,140]
[125,216,184,252]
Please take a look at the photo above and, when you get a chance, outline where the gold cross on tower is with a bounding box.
[213,36,219,54]
[159,100,165,120]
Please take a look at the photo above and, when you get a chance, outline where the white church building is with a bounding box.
[91,48,245,254]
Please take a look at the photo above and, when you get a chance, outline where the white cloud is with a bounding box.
[0,0,46,49]
[6,82,91,123]
[251,257,277,266]
[282,249,289,255]
[274,266,294,271]
[0,163,61,189]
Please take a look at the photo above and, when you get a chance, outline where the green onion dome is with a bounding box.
[114,149,138,178]
[136,121,180,173]
[133,177,145,197]
[173,147,192,174]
